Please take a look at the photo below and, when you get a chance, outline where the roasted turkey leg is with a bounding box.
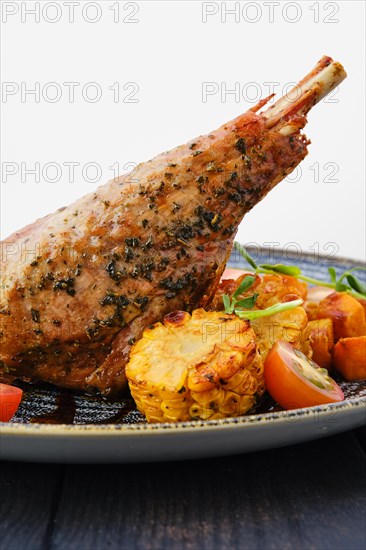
[0,56,346,397]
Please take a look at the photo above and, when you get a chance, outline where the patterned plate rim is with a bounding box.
[0,398,365,437]
[1,249,365,437]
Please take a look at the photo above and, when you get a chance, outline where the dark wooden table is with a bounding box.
[1,427,365,550]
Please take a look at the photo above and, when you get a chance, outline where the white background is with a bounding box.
[1,0,365,260]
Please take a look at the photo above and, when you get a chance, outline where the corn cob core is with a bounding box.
[125,309,264,423]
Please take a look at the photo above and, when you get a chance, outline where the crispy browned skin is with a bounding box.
[0,57,346,397]
[0,113,306,396]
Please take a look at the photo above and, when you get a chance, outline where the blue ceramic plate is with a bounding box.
[1,248,365,463]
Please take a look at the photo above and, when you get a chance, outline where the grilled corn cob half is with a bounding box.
[126,309,264,423]
[251,307,309,361]
[213,274,309,361]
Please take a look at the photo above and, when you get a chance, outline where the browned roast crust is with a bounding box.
[0,108,308,397]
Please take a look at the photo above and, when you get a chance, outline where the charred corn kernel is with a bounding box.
[213,273,307,312]
[126,308,265,423]
[251,307,308,360]
[212,275,309,361]
[254,274,308,308]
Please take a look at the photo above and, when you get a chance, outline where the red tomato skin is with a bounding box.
[0,384,23,422]
[264,341,344,410]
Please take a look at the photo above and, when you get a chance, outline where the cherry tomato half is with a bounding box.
[0,384,23,422]
[264,341,344,410]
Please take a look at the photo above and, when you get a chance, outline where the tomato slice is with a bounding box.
[0,384,23,422]
[264,341,344,410]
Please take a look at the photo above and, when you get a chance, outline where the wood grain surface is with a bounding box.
[1,430,365,550]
